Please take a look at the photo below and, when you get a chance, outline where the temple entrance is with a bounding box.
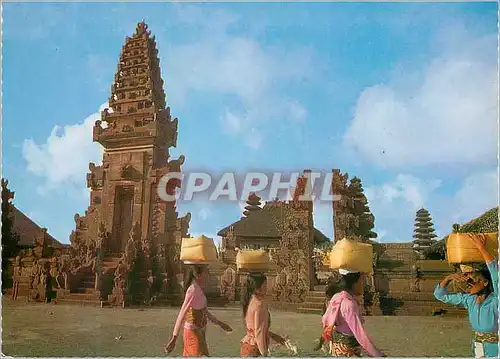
[111,185,134,254]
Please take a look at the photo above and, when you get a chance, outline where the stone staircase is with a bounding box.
[56,256,122,306]
[297,286,326,314]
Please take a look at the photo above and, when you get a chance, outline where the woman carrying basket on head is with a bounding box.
[319,269,384,357]
[165,236,233,357]
[434,235,498,358]
[240,272,287,357]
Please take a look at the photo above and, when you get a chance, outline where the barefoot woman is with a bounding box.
[240,272,286,357]
[434,235,498,358]
[165,265,232,357]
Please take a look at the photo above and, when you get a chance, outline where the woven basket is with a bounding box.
[446,232,498,264]
[180,235,218,264]
[330,238,373,273]
[236,249,270,271]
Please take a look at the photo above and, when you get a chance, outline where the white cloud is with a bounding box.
[343,30,498,168]
[364,169,498,242]
[161,7,314,149]
[246,128,263,150]
[449,170,498,225]
[364,174,443,242]
[365,174,442,212]
[22,104,106,195]
[221,110,243,135]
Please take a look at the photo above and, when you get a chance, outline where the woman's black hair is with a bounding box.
[322,278,342,315]
[241,272,267,318]
[325,279,341,300]
[184,265,206,292]
[339,272,362,293]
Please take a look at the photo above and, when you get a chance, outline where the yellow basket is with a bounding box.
[236,249,270,271]
[330,238,373,273]
[446,232,498,264]
[180,235,218,264]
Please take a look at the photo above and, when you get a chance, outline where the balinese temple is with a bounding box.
[66,21,190,306]
[217,192,330,251]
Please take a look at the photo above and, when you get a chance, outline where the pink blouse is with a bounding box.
[241,296,270,356]
[322,291,383,357]
[173,283,215,336]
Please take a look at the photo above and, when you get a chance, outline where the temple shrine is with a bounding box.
[67,21,192,306]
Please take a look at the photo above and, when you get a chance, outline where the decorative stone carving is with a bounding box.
[220,267,236,301]
[87,162,104,189]
[411,265,422,292]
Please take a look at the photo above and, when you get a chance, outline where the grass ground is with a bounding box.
[2,299,472,357]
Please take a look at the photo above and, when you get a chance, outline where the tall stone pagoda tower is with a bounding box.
[70,21,190,305]
[412,208,437,256]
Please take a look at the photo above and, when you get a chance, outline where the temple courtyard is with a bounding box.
[3,300,471,357]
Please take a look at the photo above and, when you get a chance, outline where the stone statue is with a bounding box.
[30,260,41,289]
[411,265,422,292]
[11,256,22,300]
[114,259,128,290]
[60,255,70,290]
[220,267,236,301]
[51,257,62,289]
[97,222,108,251]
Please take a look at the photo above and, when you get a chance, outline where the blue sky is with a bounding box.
[2,2,498,245]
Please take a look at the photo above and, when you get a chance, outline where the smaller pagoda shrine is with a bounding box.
[412,208,438,256]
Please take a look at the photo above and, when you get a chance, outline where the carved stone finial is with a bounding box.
[136,21,148,36]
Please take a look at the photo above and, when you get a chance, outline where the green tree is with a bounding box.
[1,179,20,293]
[347,177,377,242]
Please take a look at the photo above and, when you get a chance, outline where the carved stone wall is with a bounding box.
[9,231,65,302]
[270,202,313,303]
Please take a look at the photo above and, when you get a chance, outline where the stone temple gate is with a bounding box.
[68,21,190,306]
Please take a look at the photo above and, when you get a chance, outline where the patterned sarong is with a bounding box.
[183,328,209,357]
[183,308,209,357]
[330,331,362,357]
[475,332,499,344]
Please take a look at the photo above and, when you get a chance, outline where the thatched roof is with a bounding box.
[218,205,282,238]
[217,204,331,245]
[11,206,66,249]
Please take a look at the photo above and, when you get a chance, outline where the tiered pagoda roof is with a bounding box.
[413,208,437,247]
[243,193,262,217]
[93,21,178,152]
